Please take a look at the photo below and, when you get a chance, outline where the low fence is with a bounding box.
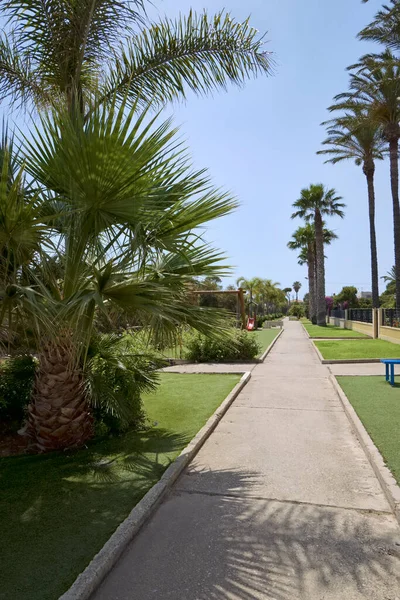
[329,308,400,343]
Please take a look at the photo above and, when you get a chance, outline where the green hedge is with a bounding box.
[186,330,260,362]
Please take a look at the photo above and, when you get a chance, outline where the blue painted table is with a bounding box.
[380,359,400,386]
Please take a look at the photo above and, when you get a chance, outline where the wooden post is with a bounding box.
[238,288,246,329]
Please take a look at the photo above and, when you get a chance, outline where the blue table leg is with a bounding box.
[386,363,389,381]
[391,364,395,386]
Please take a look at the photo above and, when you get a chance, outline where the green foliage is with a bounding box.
[335,286,359,307]
[186,329,260,362]
[0,355,36,424]
[86,333,162,434]
[288,303,305,318]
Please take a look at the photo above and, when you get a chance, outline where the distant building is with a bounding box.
[359,291,372,299]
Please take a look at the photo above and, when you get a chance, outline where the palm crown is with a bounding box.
[291,184,345,221]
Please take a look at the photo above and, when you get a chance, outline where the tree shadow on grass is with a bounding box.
[0,428,190,600]
[95,467,400,600]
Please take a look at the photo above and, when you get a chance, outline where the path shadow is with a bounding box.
[95,467,400,600]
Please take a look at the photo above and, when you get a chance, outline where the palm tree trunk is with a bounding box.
[365,167,379,309]
[389,139,400,309]
[314,209,326,326]
[307,246,316,324]
[22,340,93,452]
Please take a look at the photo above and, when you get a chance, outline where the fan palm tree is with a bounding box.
[292,281,302,302]
[291,185,344,326]
[5,98,238,452]
[318,105,385,308]
[333,51,400,306]
[288,224,337,323]
[0,2,273,117]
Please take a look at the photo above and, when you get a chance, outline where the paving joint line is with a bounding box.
[233,405,343,412]
[174,488,393,516]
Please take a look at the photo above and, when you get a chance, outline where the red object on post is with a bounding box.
[246,318,255,331]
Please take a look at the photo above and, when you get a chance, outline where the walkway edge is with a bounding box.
[259,328,284,362]
[329,374,400,525]
[59,371,252,600]
[310,340,382,365]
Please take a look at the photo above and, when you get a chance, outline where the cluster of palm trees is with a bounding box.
[236,277,286,314]
[318,0,400,310]
[288,185,345,325]
[0,1,272,451]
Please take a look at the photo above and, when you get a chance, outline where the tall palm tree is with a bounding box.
[288,224,337,323]
[318,105,385,308]
[7,98,238,451]
[292,281,302,302]
[333,51,400,306]
[291,186,345,326]
[0,2,273,117]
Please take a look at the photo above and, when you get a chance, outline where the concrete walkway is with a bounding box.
[93,321,400,600]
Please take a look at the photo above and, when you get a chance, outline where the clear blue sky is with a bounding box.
[1,1,392,299]
[148,0,391,298]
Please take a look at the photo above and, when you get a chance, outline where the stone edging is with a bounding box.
[309,339,382,365]
[59,371,252,600]
[259,327,284,362]
[329,374,400,526]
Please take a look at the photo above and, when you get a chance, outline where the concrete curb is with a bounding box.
[59,371,252,600]
[259,327,284,362]
[301,323,371,342]
[329,374,400,526]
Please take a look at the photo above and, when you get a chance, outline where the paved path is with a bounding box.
[161,363,257,374]
[94,321,400,600]
[330,362,400,376]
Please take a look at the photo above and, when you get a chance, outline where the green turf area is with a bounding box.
[315,339,400,360]
[253,328,280,357]
[303,323,369,338]
[0,373,240,600]
[337,376,400,485]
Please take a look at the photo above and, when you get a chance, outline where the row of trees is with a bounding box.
[236,277,287,314]
[318,0,400,309]
[288,185,345,325]
[0,1,272,451]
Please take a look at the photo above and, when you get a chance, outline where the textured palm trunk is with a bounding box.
[307,245,316,324]
[314,209,326,326]
[364,164,379,309]
[389,138,400,309]
[22,340,93,452]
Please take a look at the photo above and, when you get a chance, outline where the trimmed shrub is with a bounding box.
[288,303,305,319]
[186,330,260,362]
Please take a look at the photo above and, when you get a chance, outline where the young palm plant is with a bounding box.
[334,51,400,306]
[291,187,344,326]
[318,105,385,308]
[7,98,238,452]
[0,2,273,116]
[288,224,338,323]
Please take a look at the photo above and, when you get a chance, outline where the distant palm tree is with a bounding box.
[334,51,400,306]
[0,3,273,117]
[288,224,338,323]
[293,281,302,302]
[291,184,345,326]
[318,105,385,308]
[236,276,263,305]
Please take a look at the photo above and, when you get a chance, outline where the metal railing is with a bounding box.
[383,309,400,328]
[331,308,345,319]
[348,308,373,323]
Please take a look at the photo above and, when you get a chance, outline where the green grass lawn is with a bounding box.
[315,339,400,360]
[303,323,369,339]
[0,373,240,600]
[337,376,400,485]
[253,328,280,357]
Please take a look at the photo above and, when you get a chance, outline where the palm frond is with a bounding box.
[98,10,273,110]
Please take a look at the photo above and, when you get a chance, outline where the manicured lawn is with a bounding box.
[253,328,280,357]
[0,373,240,600]
[337,376,400,485]
[315,339,400,360]
[303,323,368,338]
